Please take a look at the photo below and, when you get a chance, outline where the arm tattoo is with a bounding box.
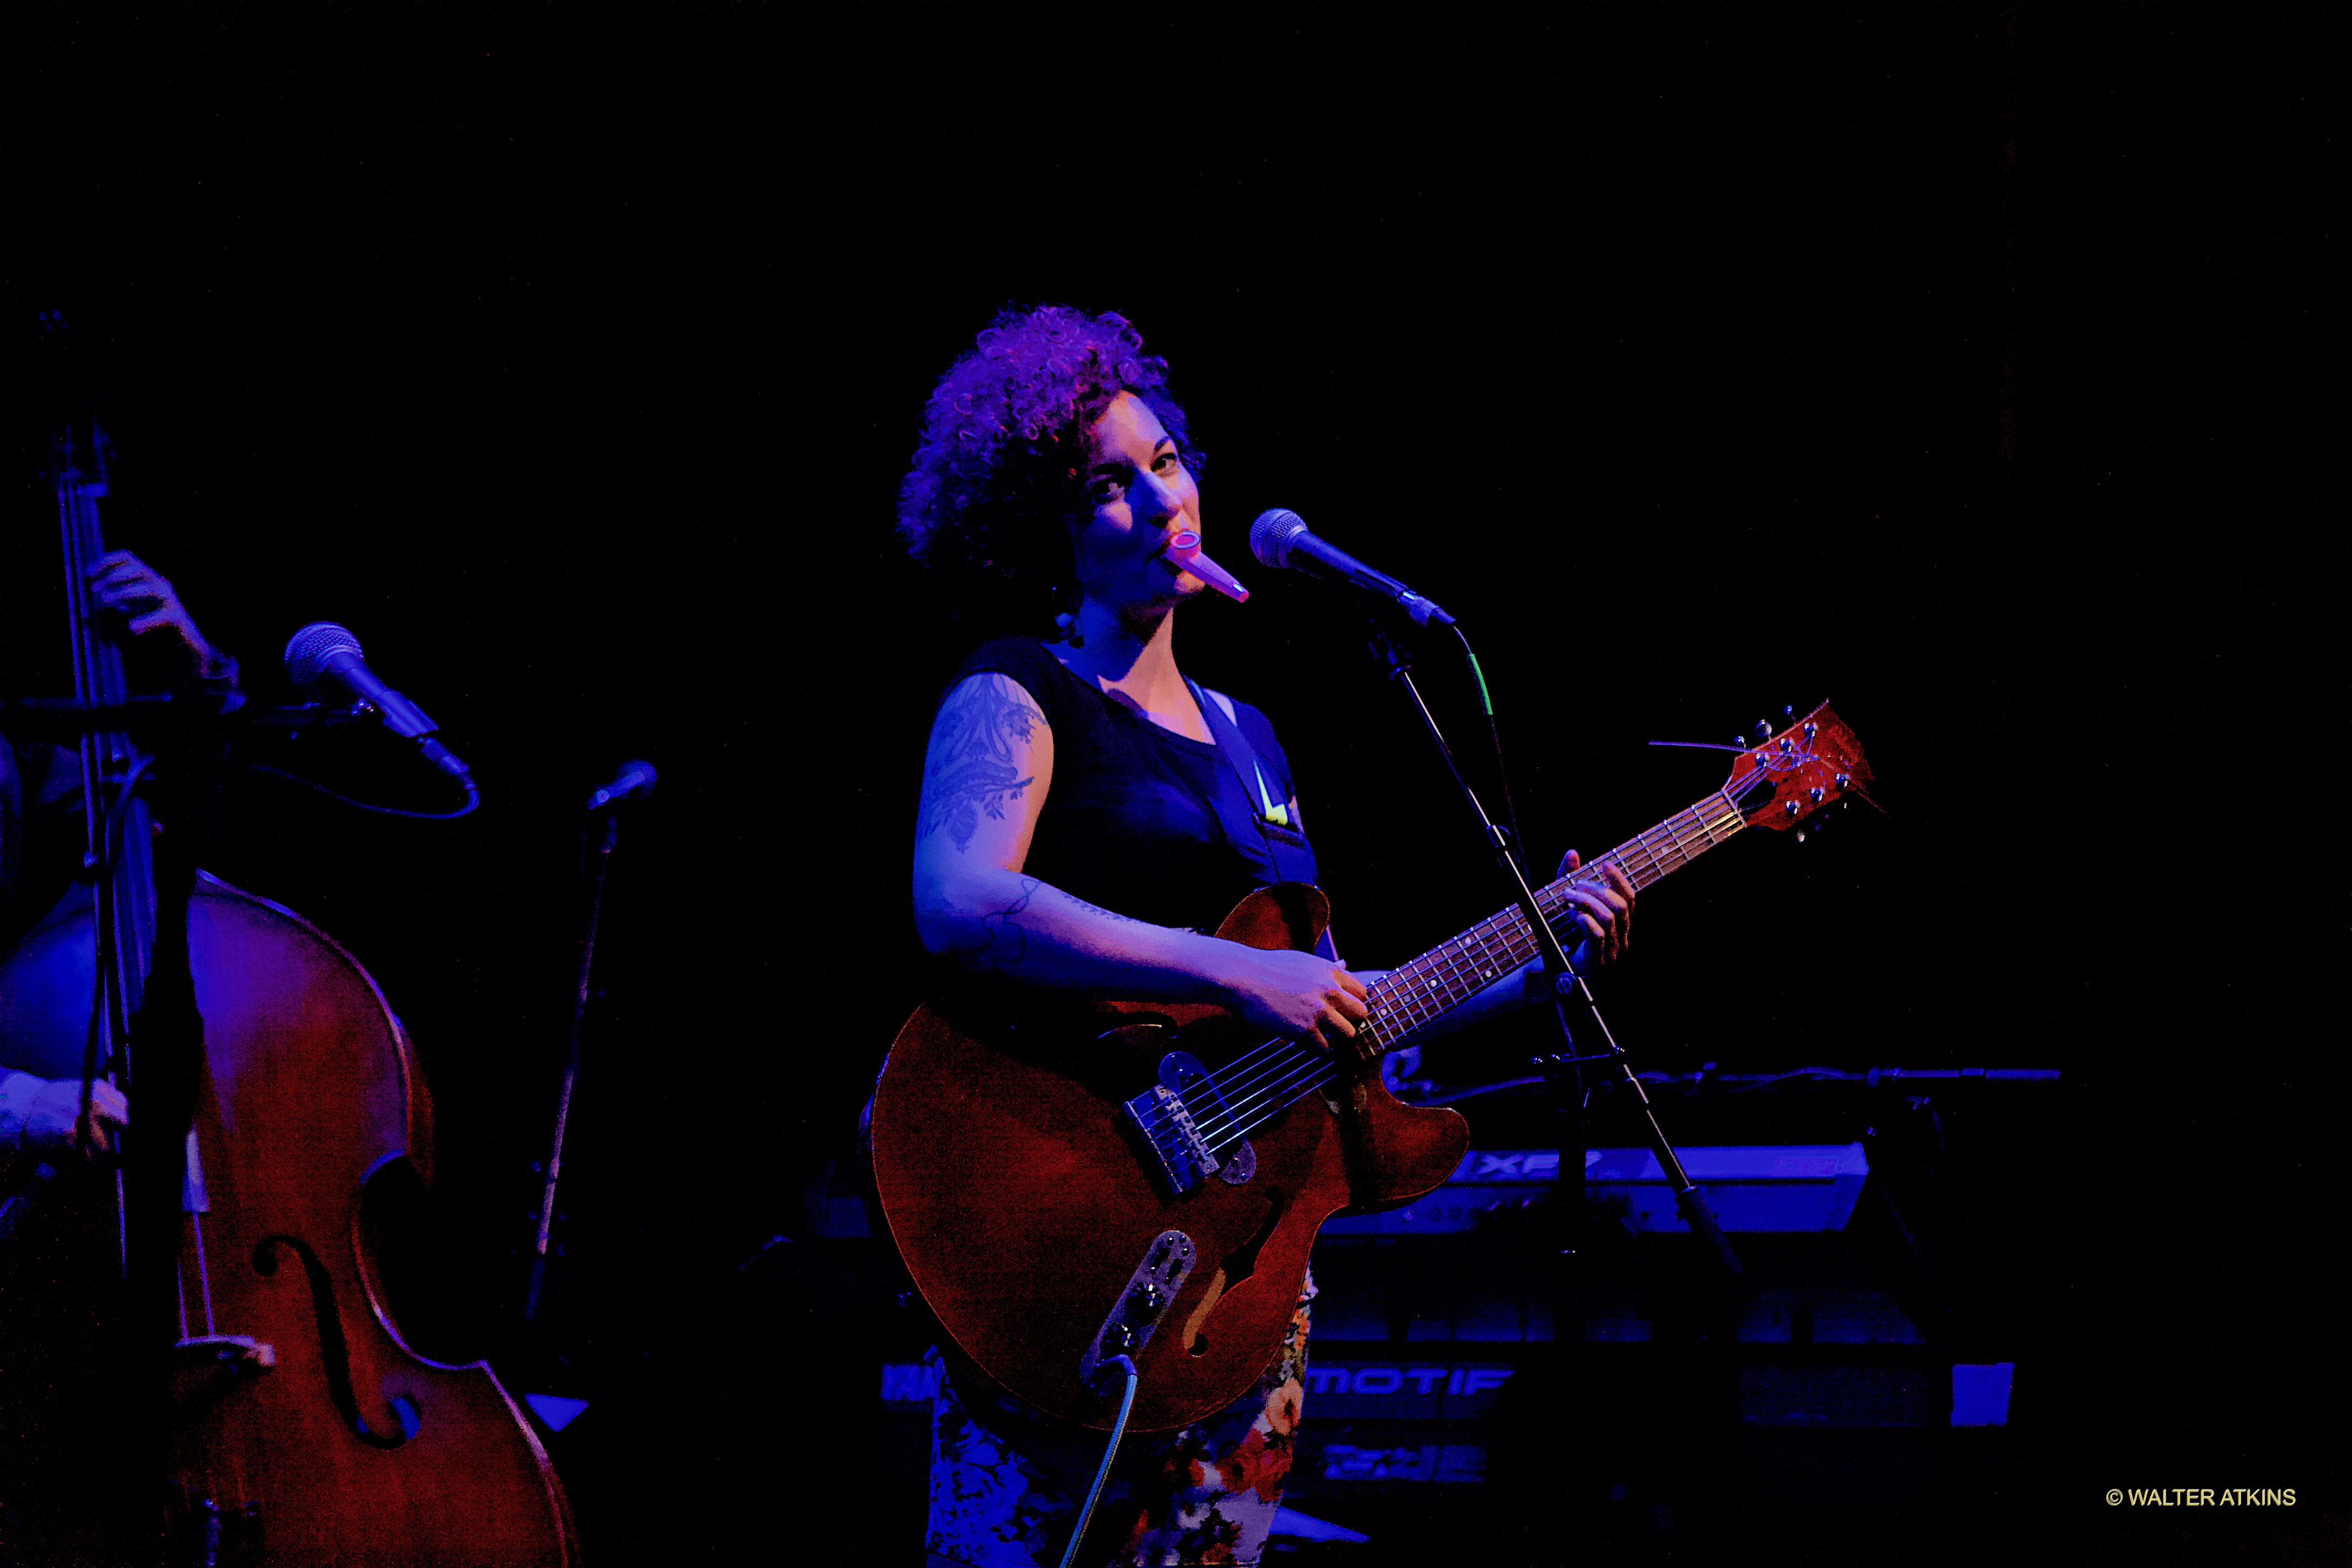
[1059,891,1143,925]
[971,881,1035,971]
[950,879,1147,973]
[918,676,1042,853]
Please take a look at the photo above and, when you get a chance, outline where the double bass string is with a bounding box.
[58,435,138,1280]
[55,428,214,1327]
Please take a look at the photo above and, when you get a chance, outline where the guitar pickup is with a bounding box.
[1078,1230,1196,1390]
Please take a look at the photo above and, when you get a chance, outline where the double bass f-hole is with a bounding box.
[252,1234,414,1448]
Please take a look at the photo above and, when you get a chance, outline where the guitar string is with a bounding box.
[1185,790,1748,1136]
[1165,793,1753,1153]
[1176,804,1749,1147]
[1188,751,1843,1149]
[1365,789,1739,1037]
[1173,787,1771,1153]
[1144,750,1844,1158]
[1368,761,1815,1037]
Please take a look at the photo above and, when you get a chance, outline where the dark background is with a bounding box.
[4,2,2334,1562]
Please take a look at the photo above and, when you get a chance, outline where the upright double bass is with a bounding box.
[0,421,577,1564]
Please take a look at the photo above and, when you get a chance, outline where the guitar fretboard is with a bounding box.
[1365,789,1751,1045]
[1187,786,1761,1158]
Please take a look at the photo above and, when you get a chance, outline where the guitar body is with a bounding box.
[872,884,1468,1433]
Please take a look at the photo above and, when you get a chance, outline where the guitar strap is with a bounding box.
[1187,679,1340,963]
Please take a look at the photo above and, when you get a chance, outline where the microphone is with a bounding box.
[283,622,472,780]
[1247,509,1455,627]
[585,759,657,812]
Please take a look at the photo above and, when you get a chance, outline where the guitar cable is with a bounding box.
[1058,1355,1138,1568]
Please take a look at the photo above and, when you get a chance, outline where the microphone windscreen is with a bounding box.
[1249,508,1311,569]
[284,622,365,691]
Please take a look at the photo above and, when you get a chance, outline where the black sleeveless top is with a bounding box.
[944,637,1320,933]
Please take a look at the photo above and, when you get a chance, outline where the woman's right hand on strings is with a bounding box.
[1213,945,1371,1048]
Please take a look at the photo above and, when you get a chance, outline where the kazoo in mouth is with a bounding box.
[1159,529,1249,604]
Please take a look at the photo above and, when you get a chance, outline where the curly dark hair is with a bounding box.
[897,305,1202,636]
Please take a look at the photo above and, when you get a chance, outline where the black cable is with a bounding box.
[246,764,480,821]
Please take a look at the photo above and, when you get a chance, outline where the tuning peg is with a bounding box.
[1754,720,1772,740]
[1809,786,1825,803]
[1835,772,1851,789]
[1784,705,1795,718]
[1803,722,1818,740]
[1783,800,1800,818]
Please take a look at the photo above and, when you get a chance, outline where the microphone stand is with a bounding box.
[1362,624,1741,1516]
[521,799,625,1380]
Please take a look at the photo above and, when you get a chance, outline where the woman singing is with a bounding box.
[899,306,1632,1566]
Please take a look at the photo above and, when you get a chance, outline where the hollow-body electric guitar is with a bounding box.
[871,703,1872,1432]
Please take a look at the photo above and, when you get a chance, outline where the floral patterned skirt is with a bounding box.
[925,1275,1314,1567]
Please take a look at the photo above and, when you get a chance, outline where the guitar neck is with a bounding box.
[1367,789,1749,1046]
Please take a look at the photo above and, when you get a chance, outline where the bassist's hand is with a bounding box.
[0,1071,130,1154]
[1213,946,1371,1049]
[88,551,225,676]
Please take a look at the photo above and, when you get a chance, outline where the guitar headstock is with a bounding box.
[1724,702,1875,831]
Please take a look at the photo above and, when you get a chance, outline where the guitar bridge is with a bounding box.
[1124,1051,1257,1196]
[1126,1083,1216,1195]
